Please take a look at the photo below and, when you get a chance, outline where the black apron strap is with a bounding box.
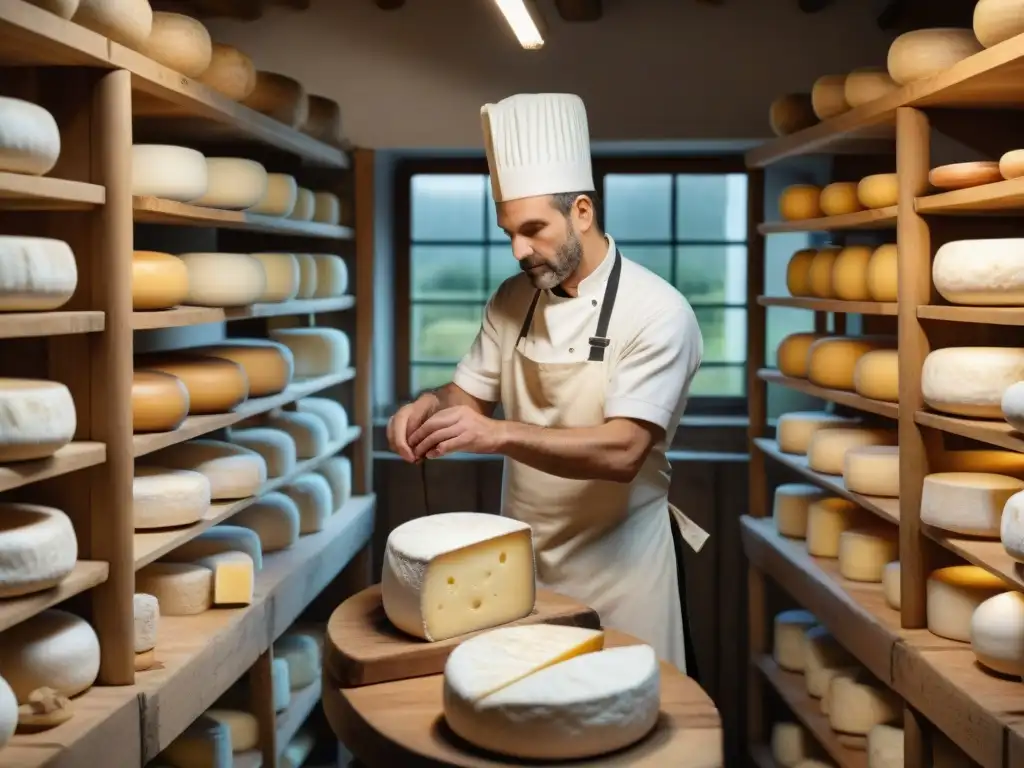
[516,290,542,349]
[669,513,701,682]
[588,251,622,362]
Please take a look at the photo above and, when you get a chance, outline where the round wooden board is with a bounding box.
[323,628,723,768]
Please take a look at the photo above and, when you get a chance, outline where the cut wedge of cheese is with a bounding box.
[920,472,1023,536]
[0,503,76,598]
[194,551,255,606]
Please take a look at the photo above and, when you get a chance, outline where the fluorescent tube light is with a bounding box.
[491,0,545,49]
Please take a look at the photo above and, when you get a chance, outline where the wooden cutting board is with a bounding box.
[325,584,601,687]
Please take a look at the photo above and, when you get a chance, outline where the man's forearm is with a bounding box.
[497,419,644,482]
[430,383,496,416]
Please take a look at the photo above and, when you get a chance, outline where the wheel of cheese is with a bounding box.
[312,192,341,225]
[838,526,898,582]
[131,145,207,202]
[927,565,1005,641]
[777,411,860,455]
[819,182,863,217]
[971,591,1024,677]
[136,12,212,78]
[0,97,60,176]
[844,67,898,107]
[923,346,1024,418]
[868,724,904,768]
[773,610,817,672]
[0,674,14,748]
[785,248,816,296]
[866,243,898,302]
[138,356,249,414]
[73,0,152,47]
[832,245,873,300]
[311,254,349,297]
[289,188,315,221]
[779,185,822,221]
[811,75,849,120]
[241,71,309,128]
[191,158,268,210]
[0,609,99,701]
[769,93,817,137]
[826,670,899,735]
[132,370,189,433]
[0,503,76,598]
[0,236,77,311]
[249,173,298,217]
[1000,148,1024,179]
[804,626,855,699]
[920,472,1024,535]
[198,43,256,101]
[933,239,1024,305]
[0,379,76,462]
[206,709,259,751]
[771,722,814,766]
[939,449,1024,477]
[853,349,899,402]
[133,465,210,529]
[145,440,267,500]
[808,336,894,391]
[301,94,343,143]
[136,562,214,616]
[270,327,350,377]
[231,492,300,552]
[283,473,333,532]
[857,174,898,209]
[248,253,300,303]
[23,0,79,19]
[773,483,825,539]
[131,251,188,310]
[928,161,1002,190]
[776,333,827,379]
[296,397,349,441]
[264,412,329,459]
[843,445,899,497]
[1005,381,1024,431]
[133,593,158,653]
[883,561,901,609]
[807,246,841,298]
[195,340,294,397]
[1000,490,1024,561]
[887,28,983,85]
[179,252,266,307]
[294,253,318,298]
[317,455,352,509]
[974,0,1024,47]
[807,427,897,476]
[229,427,297,477]
[807,497,865,558]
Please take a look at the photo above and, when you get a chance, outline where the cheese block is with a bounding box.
[249,173,298,217]
[139,356,248,414]
[0,609,99,701]
[280,730,315,768]
[191,158,268,210]
[929,161,1002,190]
[832,245,873,300]
[933,239,1024,305]
[293,253,317,298]
[0,236,76,311]
[162,713,231,768]
[807,427,897,476]
[270,327,351,377]
[249,253,300,303]
[178,252,266,308]
[132,251,189,310]
[73,0,152,47]
[241,71,309,128]
[311,253,349,297]
[887,28,982,85]
[779,185,823,221]
[229,492,300,552]
[132,370,189,433]
[274,632,320,689]
[807,246,841,298]
[773,483,825,539]
[1000,148,1024,180]
[807,497,866,558]
[0,379,76,462]
[204,709,259,752]
[939,449,1024,477]
[868,724,903,768]
[927,565,1006,642]
[271,657,290,711]
[317,456,352,509]
[883,561,900,610]
[776,333,829,379]
[921,472,1024,536]
[133,593,159,653]
[773,610,817,672]
[382,512,536,641]
[162,526,263,570]
[777,411,860,455]
[866,243,898,302]
[839,527,898,582]
[786,248,816,296]
[0,503,76,598]
[198,44,256,101]
[923,346,1024,418]
[819,182,862,217]
[853,349,898,402]
[295,397,348,440]
[195,339,293,398]
[137,12,212,78]
[194,551,255,606]
[857,174,898,209]
[133,466,210,530]
[137,562,214,616]
[443,639,657,762]
[0,96,60,177]
[807,336,895,391]
[0,674,14,748]
[131,145,207,202]
[974,0,1024,47]
[263,411,329,459]
[827,670,899,734]
[805,625,855,698]
[282,473,333,532]
[312,192,341,225]
[844,67,898,107]
[811,75,849,120]
[971,590,1024,677]
[1005,381,1024,431]
[1001,490,1024,561]
[843,445,899,497]
[302,94,343,143]
[289,188,315,221]
[769,93,817,137]
[771,722,814,766]
[229,427,297,477]
[145,440,266,500]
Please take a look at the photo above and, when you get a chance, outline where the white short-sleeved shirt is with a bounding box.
[453,235,703,440]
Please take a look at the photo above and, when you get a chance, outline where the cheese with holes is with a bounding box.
[133,593,159,653]
[131,145,207,202]
[264,411,329,458]
[230,427,297,477]
[146,439,266,500]
[868,724,904,768]
[920,472,1024,536]
[137,562,213,616]
[0,674,14,748]
[827,670,899,734]
[807,497,865,558]
[138,12,212,77]
[282,473,333,532]
[196,340,293,398]
[0,97,60,176]
[808,336,895,391]
[807,428,897,476]
[289,188,315,221]
[776,333,828,379]
[249,173,298,217]
[924,347,1024,418]
[274,632,320,689]
[162,713,231,768]
[1005,381,1024,431]
[74,0,152,46]
[382,512,536,641]
[163,525,263,570]
[839,527,898,582]
[140,356,248,414]
[779,185,822,221]
[843,445,899,497]
[771,722,814,766]
[132,251,188,311]
[832,245,873,300]
[773,609,817,672]
[866,243,898,302]
[933,239,1024,305]
[786,248,816,296]
[971,591,1024,677]
[0,503,76,598]
[272,658,290,711]
[250,253,300,303]
[192,158,267,211]
[293,253,317,298]
[773,483,825,539]
[807,247,840,298]
[0,609,99,701]
[270,327,350,377]
[317,456,352,508]
[854,349,899,402]
[179,252,266,308]
[805,625,856,698]
[133,466,210,530]
[198,43,256,101]
[296,397,348,440]
[0,236,76,311]
[928,565,1006,642]
[1001,490,1024,561]
[940,449,1024,477]
[205,709,259,752]
[230,492,300,552]
[194,551,254,605]
[777,411,859,455]
[313,192,341,224]
[887,28,982,85]
[132,370,189,434]
[0,379,76,462]
[883,561,900,609]
[311,253,348,297]
[858,174,898,210]
[845,67,898,107]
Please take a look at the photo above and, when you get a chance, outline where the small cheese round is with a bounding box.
[241,71,308,127]
[282,473,334,533]
[295,397,348,441]
[887,28,983,85]
[974,0,1024,47]
[131,251,188,310]
[938,449,1024,477]
[132,466,210,530]
[289,188,315,221]
[843,445,899,497]
[866,243,898,301]
[249,173,298,217]
[857,174,899,209]
[773,609,817,672]
[868,724,904,768]
[317,456,352,509]
[808,428,897,476]
[229,427,297,478]
[1000,490,1024,561]
[929,161,1002,190]
[139,356,249,414]
[179,252,266,308]
[771,722,814,766]
[133,593,159,654]
[0,379,76,462]
[922,346,1024,418]
[933,239,1024,305]
[136,562,213,616]
[832,245,874,301]
[230,492,300,552]
[0,675,14,748]
[769,93,817,136]
[853,349,899,402]
[131,370,189,433]
[777,411,860,455]
[137,12,212,77]
[0,236,77,311]
[838,526,898,582]
[819,182,862,217]
[312,192,341,225]
[844,67,898,107]
[194,340,294,398]
[1000,148,1024,180]
[776,333,827,379]
[808,336,894,391]
[780,185,823,221]
[921,472,1024,536]
[773,483,825,539]
[807,497,865,558]
[0,503,76,598]
[811,75,849,120]
[807,247,841,297]
[250,253,300,303]
[927,565,1006,641]
[805,625,855,698]
[311,254,349,297]
[302,94,343,143]
[191,158,268,210]
[270,327,351,377]
[786,248,816,296]
[198,43,256,101]
[263,411,330,459]
[0,97,60,176]
[131,145,207,202]
[145,439,267,500]
[827,670,900,734]
[73,0,153,47]
[883,561,901,610]
[0,609,100,701]
[971,590,1024,677]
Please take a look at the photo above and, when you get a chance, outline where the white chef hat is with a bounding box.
[481,93,595,203]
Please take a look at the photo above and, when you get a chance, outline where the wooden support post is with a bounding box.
[249,650,279,767]
[353,149,375,496]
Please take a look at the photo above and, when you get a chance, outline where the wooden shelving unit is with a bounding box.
[0,2,376,766]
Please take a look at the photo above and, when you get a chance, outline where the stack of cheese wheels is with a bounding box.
[205,708,261,753]
[0,378,77,462]
[807,426,897,476]
[0,96,61,177]
[857,174,898,209]
[853,348,899,402]
[826,668,899,736]
[191,158,269,210]
[269,327,351,378]
[866,244,897,302]
[137,12,212,77]
[0,237,77,312]
[843,445,899,497]
[933,239,1024,305]
[131,251,189,311]
[230,492,301,552]
[0,609,101,703]
[0,503,77,597]
[242,71,309,128]
[776,411,860,455]
[807,336,896,391]
[807,246,842,298]
[819,182,862,217]
[886,28,982,85]
[920,471,1024,536]
[194,339,294,398]
[771,721,818,766]
[927,565,1005,642]
[143,439,268,500]
[929,161,1001,191]
[805,625,855,700]
[768,93,817,137]
[839,525,898,582]
[137,355,249,415]
[249,174,299,217]
[844,67,898,107]
[882,562,900,610]
[199,43,257,101]
[133,593,159,672]
[776,333,830,379]
[811,75,849,120]
[971,590,1024,678]
[779,185,822,221]
[807,497,868,558]
[131,145,208,202]
[923,347,1024,418]
[773,484,826,539]
[773,609,817,672]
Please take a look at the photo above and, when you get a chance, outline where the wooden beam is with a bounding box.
[554,0,601,22]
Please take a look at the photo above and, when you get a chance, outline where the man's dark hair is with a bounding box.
[550,191,602,232]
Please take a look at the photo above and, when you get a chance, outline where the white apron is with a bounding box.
[498,251,709,674]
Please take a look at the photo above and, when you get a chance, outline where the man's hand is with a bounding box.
[387,393,441,462]
[408,406,504,460]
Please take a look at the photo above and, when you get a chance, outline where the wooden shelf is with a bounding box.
[0,311,104,339]
[914,410,1024,453]
[0,441,106,493]
[758,296,898,315]
[917,305,1024,326]
[276,678,322,757]
[133,196,354,239]
[0,171,104,209]
[758,369,898,420]
[0,0,108,66]
[132,296,355,331]
[757,206,897,234]
[754,438,899,525]
[0,561,107,633]
[916,177,1024,215]
[924,527,1024,592]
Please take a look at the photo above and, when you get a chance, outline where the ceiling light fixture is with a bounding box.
[491,0,546,50]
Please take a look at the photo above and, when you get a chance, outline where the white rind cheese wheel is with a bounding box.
[198,43,256,101]
[805,625,855,699]
[777,411,860,455]
[140,355,248,415]
[886,28,982,85]
[808,336,895,391]
[1000,489,1024,562]
[162,525,263,571]
[131,145,207,202]
[230,427,297,477]
[0,674,14,748]
[131,370,189,434]
[132,465,211,530]
[272,657,291,711]
[249,173,298,217]
[133,593,159,653]
[295,397,348,441]
[920,471,1024,536]
[230,492,300,552]
[205,709,259,752]
[779,185,822,221]
[883,562,900,610]
[263,411,329,459]
[933,239,1024,305]
[927,565,1006,642]
[807,427,897,476]
[866,244,898,302]
[382,512,537,642]
[0,97,60,176]
[74,0,153,47]
[294,253,317,298]
[827,670,900,734]
[858,174,898,210]
[270,327,351,377]
[137,562,214,616]
[289,188,315,221]
[773,609,816,672]
[312,192,341,225]
[807,247,840,298]
[132,251,188,311]
[773,483,825,539]
[311,254,349,297]
[843,445,899,497]
[923,346,1024,418]
[0,379,76,462]
[282,473,333,532]
[163,714,231,767]
[317,456,352,509]
[811,75,849,120]
[1005,381,1024,432]
[786,248,816,296]
[1000,149,1024,180]
[145,439,267,500]
[771,721,814,766]
[776,333,829,379]
[179,252,266,308]
[868,724,904,768]
[195,339,294,398]
[192,157,268,210]
[838,527,898,582]
[832,245,872,300]
[250,253,300,303]
[971,590,1024,677]
[137,12,212,78]
[0,503,76,598]
[274,632,320,689]
[974,0,1024,47]
[0,609,100,701]
[807,497,865,558]
[0,236,77,311]
[853,349,899,402]
[844,67,898,107]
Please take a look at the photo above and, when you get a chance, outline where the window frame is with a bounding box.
[393,154,750,417]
